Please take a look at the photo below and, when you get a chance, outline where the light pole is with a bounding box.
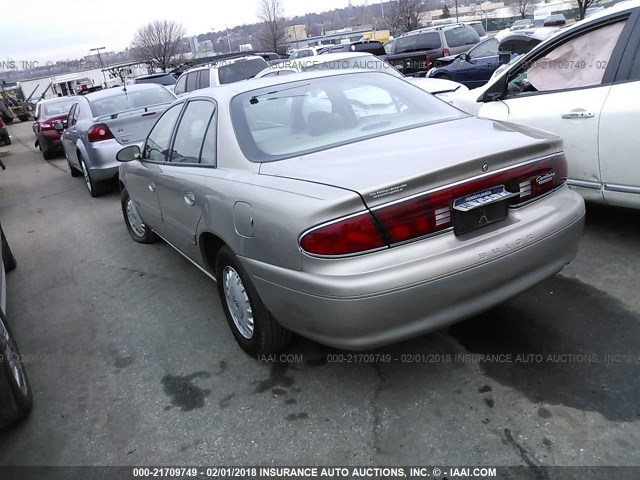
[455,0,459,22]
[225,24,232,53]
[380,0,385,19]
[90,47,108,87]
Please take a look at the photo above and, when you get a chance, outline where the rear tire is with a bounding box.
[67,157,82,177]
[18,115,30,122]
[121,188,157,244]
[216,246,292,355]
[1,224,17,272]
[79,156,108,197]
[0,311,33,428]
[1,133,11,146]
[434,73,452,80]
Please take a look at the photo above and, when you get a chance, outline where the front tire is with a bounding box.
[121,188,157,244]
[216,246,291,355]
[0,312,33,428]
[79,156,108,197]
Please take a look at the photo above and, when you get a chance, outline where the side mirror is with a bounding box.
[53,121,65,133]
[116,145,141,162]
[461,53,470,62]
[480,74,508,103]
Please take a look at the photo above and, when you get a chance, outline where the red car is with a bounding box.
[0,118,10,146]
[32,97,78,160]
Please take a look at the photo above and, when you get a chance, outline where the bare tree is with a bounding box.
[131,20,186,72]
[515,0,535,19]
[257,0,285,53]
[573,0,601,19]
[390,0,422,36]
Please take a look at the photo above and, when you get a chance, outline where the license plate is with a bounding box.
[452,186,518,235]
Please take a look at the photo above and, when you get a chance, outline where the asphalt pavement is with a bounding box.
[0,120,638,467]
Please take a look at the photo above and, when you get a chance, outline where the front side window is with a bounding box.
[143,104,182,162]
[170,100,216,164]
[469,38,499,59]
[508,20,626,94]
[44,99,77,117]
[231,72,467,162]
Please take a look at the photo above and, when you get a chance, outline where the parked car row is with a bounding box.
[21,0,638,360]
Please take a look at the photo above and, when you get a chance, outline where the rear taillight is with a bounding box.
[425,55,432,68]
[40,122,54,131]
[87,123,114,143]
[442,48,450,57]
[300,154,567,256]
[300,213,386,256]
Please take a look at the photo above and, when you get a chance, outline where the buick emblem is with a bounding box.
[482,163,489,172]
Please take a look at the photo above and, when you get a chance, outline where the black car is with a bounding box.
[319,40,387,57]
[0,160,32,428]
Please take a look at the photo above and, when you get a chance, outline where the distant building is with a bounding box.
[284,25,308,49]
[199,40,214,52]
[189,36,200,55]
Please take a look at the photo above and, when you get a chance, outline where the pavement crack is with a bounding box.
[504,428,549,480]
[370,362,390,462]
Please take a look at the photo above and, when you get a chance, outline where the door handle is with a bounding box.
[184,192,195,206]
[148,182,155,192]
[561,109,594,119]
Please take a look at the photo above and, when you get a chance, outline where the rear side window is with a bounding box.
[186,72,199,92]
[470,23,486,38]
[218,58,269,84]
[444,27,480,48]
[170,100,216,164]
[89,87,175,117]
[395,32,441,53]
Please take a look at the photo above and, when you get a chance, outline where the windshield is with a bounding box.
[43,99,77,117]
[299,56,404,78]
[231,72,466,162]
[89,87,175,117]
[218,58,269,84]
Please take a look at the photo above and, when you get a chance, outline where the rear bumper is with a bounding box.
[84,139,121,181]
[242,186,585,350]
[38,131,63,151]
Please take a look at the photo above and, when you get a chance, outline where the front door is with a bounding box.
[477,18,630,204]
[155,99,217,258]
[126,103,184,234]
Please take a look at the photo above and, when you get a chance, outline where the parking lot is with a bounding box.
[0,120,639,467]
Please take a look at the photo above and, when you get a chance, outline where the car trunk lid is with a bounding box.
[95,103,171,145]
[259,116,561,208]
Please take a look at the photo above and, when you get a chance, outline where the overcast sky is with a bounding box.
[2,0,366,64]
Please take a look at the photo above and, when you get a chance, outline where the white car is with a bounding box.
[255,52,469,100]
[449,1,640,209]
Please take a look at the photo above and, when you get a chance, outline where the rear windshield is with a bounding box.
[135,74,176,86]
[43,99,77,117]
[89,87,175,117]
[395,32,441,53]
[444,27,480,48]
[298,56,403,78]
[231,72,466,162]
[219,58,269,84]
[469,23,486,37]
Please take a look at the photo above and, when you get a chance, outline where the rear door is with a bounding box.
[62,103,80,164]
[390,32,441,75]
[476,15,633,204]
[598,13,640,208]
[125,103,184,234]
[155,99,217,257]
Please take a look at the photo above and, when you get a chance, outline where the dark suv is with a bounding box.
[385,24,481,76]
